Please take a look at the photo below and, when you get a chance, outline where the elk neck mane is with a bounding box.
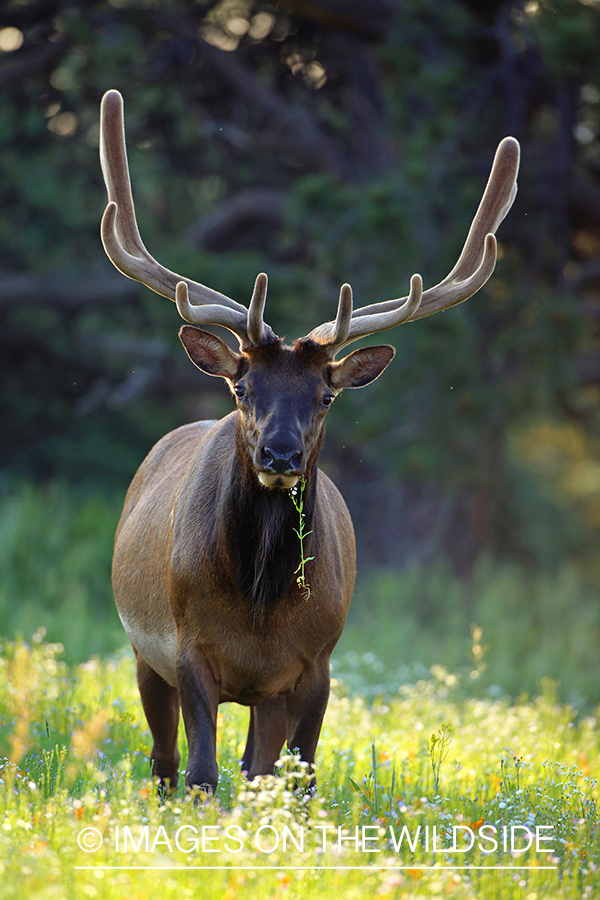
[224,423,321,617]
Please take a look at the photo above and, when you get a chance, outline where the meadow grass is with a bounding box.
[2,479,600,708]
[1,479,599,897]
[0,480,123,662]
[0,635,598,900]
[337,560,600,708]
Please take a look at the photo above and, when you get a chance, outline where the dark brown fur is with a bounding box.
[112,337,393,793]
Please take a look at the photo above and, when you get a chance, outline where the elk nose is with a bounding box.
[260,446,303,474]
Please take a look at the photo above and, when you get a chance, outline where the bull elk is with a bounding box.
[99,89,519,795]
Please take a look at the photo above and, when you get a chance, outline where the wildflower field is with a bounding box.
[0,635,598,900]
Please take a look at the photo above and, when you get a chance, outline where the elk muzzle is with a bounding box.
[255,440,305,490]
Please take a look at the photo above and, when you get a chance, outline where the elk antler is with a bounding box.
[99,90,276,349]
[306,137,520,356]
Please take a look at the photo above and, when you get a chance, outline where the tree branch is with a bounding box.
[0,271,139,309]
[152,11,345,174]
[277,0,393,41]
[185,188,285,251]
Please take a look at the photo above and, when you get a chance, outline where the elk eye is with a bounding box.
[234,385,245,400]
[322,394,334,408]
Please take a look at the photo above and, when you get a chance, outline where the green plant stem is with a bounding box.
[289,476,315,599]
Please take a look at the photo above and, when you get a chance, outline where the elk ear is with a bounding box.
[329,345,395,389]
[179,326,242,379]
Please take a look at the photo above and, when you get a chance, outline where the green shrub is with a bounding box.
[339,559,600,707]
[0,480,123,662]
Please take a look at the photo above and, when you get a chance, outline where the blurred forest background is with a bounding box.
[2,0,600,704]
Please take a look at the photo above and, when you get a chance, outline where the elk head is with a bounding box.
[176,304,397,489]
[99,89,520,489]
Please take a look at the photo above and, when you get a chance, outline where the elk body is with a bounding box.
[100,90,520,795]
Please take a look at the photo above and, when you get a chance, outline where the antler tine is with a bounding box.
[411,136,520,319]
[173,282,254,348]
[247,273,268,346]
[100,90,276,348]
[307,274,423,355]
[332,283,353,346]
[301,282,353,353]
[305,137,519,356]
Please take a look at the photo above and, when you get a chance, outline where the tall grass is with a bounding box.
[0,479,599,705]
[0,480,123,662]
[0,637,597,900]
[0,480,599,897]
[339,559,600,707]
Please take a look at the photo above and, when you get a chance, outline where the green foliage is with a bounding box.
[338,556,600,707]
[288,475,314,600]
[0,636,598,897]
[428,723,453,796]
[0,0,589,468]
[526,0,600,80]
[0,480,123,663]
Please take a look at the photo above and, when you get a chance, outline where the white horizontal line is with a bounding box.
[74,865,558,871]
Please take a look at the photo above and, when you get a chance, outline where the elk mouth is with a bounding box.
[257,472,300,490]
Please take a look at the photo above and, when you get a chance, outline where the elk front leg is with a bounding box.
[134,648,180,793]
[285,658,331,789]
[242,695,287,779]
[176,644,220,795]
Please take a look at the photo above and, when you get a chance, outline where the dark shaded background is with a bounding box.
[2,0,600,696]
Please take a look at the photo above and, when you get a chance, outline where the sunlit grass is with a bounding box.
[0,636,598,899]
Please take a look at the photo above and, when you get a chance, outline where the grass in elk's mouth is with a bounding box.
[0,636,598,899]
[289,475,314,600]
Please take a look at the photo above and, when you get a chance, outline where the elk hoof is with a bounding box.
[186,782,215,805]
